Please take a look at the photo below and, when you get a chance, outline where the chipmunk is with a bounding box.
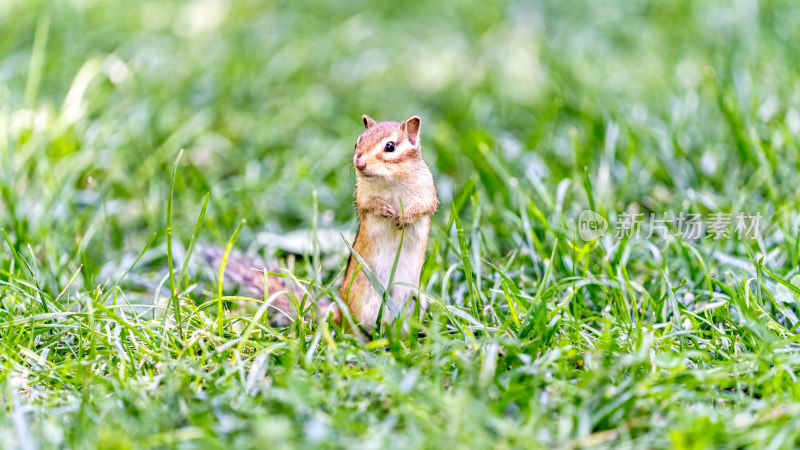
[341,114,438,327]
[200,114,438,330]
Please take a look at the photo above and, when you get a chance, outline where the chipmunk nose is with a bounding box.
[355,153,367,171]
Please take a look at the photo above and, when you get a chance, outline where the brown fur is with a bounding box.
[196,246,339,326]
[356,121,397,151]
[339,115,439,329]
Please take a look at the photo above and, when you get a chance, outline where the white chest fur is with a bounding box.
[358,213,430,322]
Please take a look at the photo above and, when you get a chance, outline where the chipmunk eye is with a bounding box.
[384,142,396,152]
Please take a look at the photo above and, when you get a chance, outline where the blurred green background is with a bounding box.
[4,0,800,447]
[4,0,799,265]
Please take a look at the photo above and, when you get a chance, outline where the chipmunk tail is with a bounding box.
[196,245,343,327]
[196,245,302,326]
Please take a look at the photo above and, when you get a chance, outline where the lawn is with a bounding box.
[3,0,800,448]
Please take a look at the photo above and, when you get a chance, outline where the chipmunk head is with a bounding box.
[353,115,423,181]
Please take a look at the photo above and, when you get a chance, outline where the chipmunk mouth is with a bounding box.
[356,167,378,179]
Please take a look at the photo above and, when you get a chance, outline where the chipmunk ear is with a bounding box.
[362,114,376,129]
[401,116,421,146]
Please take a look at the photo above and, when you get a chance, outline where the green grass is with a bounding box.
[3,0,800,448]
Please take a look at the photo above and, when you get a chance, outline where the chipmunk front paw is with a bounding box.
[393,214,412,230]
[376,201,396,219]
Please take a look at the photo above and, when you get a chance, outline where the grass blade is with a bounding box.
[166,149,184,339]
[217,219,246,337]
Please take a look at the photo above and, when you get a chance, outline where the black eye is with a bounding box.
[384,142,396,152]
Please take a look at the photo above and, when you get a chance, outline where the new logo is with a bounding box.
[578,210,608,241]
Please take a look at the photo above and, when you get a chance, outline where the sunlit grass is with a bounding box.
[3,0,800,448]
